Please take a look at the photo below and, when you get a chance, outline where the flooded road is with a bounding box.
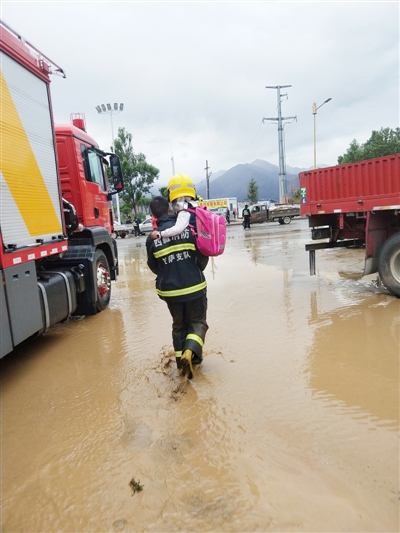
[1,218,399,533]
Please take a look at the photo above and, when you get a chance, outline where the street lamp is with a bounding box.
[312,98,331,169]
[96,103,124,223]
[95,102,124,150]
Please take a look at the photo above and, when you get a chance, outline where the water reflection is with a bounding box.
[0,307,129,532]
[244,238,262,264]
[306,294,400,429]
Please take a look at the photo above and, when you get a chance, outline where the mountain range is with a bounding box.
[194,159,312,202]
[151,159,326,201]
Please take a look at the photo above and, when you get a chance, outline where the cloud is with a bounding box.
[2,1,399,184]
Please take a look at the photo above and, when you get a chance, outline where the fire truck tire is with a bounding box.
[283,216,291,225]
[95,250,112,311]
[378,233,400,297]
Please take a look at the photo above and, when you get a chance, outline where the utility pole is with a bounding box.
[263,85,296,204]
[313,98,332,169]
[205,160,212,199]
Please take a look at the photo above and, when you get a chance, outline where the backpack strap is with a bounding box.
[186,207,198,237]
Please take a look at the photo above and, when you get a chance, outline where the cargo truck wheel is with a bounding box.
[278,218,284,225]
[283,216,291,225]
[95,250,111,311]
[378,233,400,297]
[120,232,126,238]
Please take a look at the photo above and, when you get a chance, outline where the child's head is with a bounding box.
[150,196,169,219]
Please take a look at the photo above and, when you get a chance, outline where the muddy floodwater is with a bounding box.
[1,218,399,533]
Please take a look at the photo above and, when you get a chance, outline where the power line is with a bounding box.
[242,119,264,162]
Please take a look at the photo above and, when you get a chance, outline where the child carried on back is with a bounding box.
[150,174,198,241]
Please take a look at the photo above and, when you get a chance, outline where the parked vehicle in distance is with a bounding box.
[249,203,300,225]
[112,222,133,239]
[139,217,154,234]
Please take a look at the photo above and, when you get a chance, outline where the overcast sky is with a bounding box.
[2,1,399,186]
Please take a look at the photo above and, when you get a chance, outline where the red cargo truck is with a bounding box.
[0,21,124,358]
[300,154,400,297]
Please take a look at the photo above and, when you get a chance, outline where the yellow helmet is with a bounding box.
[167,174,196,203]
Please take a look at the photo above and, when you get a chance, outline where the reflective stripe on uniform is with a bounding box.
[154,243,196,258]
[175,351,182,358]
[156,280,207,298]
[186,333,204,347]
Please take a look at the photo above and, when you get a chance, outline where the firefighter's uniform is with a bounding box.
[146,214,209,368]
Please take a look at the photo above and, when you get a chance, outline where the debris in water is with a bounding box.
[129,478,144,495]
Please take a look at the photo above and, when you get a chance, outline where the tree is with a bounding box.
[363,128,400,159]
[113,127,159,216]
[337,139,363,164]
[338,127,400,164]
[247,178,259,204]
[119,204,133,221]
[140,197,151,213]
[158,186,168,198]
[290,189,301,203]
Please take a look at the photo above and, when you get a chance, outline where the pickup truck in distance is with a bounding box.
[112,222,133,239]
[250,203,300,225]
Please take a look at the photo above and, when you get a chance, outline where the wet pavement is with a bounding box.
[1,218,399,532]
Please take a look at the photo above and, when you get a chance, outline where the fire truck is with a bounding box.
[300,154,400,297]
[0,21,124,358]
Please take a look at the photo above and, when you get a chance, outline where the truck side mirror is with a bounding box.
[110,154,124,191]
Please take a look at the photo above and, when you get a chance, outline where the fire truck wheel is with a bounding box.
[378,233,400,297]
[95,250,111,311]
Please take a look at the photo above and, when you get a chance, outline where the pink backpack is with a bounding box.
[188,207,226,256]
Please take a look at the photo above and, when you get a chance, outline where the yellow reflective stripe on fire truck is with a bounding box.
[153,243,196,258]
[0,71,62,236]
[0,70,62,237]
[156,280,207,298]
[186,333,204,347]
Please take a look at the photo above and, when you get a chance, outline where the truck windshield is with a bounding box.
[81,146,106,191]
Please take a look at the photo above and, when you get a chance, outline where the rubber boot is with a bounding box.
[181,349,194,379]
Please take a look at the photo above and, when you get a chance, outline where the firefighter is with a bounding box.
[146,196,209,379]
